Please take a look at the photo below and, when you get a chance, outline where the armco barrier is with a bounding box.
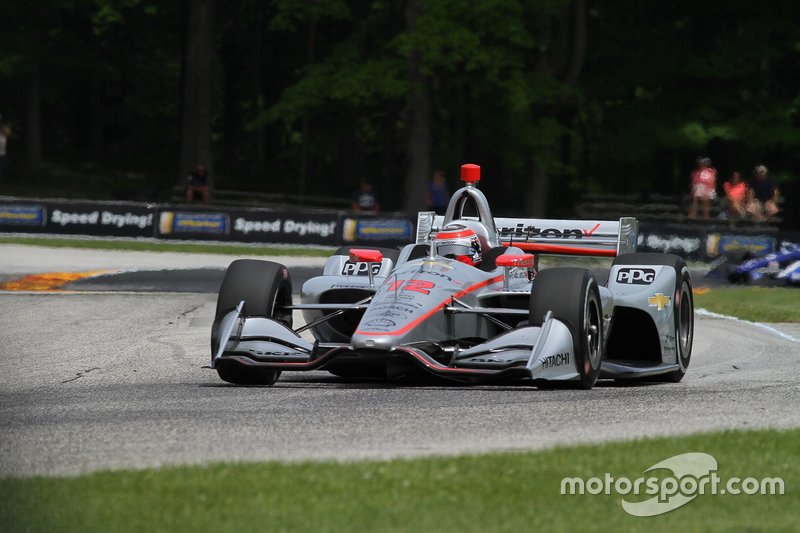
[1,196,796,255]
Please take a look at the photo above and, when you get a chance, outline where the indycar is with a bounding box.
[711,245,800,286]
[210,164,694,388]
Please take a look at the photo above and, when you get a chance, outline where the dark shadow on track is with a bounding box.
[66,266,321,293]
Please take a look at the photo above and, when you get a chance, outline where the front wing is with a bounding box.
[211,303,581,384]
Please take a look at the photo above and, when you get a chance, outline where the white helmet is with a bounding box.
[435,223,482,266]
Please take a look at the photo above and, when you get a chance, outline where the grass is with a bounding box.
[0,235,332,257]
[694,287,800,323]
[0,428,796,532]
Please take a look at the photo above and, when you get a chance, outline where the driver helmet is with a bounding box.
[435,223,482,266]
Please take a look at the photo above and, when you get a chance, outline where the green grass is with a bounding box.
[694,287,800,323]
[0,236,332,257]
[1,428,796,532]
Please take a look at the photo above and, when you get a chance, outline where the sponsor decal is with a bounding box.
[706,233,776,259]
[52,209,152,229]
[370,302,421,313]
[343,217,413,243]
[255,351,297,357]
[616,267,656,285]
[100,211,153,229]
[234,217,281,234]
[638,233,701,255]
[0,205,46,226]
[648,293,670,311]
[417,269,455,282]
[0,205,154,234]
[51,209,100,226]
[541,352,570,369]
[663,334,677,355]
[159,211,229,235]
[561,452,784,517]
[498,223,601,241]
[283,219,336,238]
[371,308,410,320]
[229,212,338,244]
[363,318,397,330]
[342,261,382,276]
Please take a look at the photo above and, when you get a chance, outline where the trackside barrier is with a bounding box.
[0,197,413,248]
[0,197,796,256]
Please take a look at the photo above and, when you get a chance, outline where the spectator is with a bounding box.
[722,171,747,219]
[0,114,10,180]
[745,164,780,221]
[352,180,380,213]
[425,170,450,214]
[688,156,717,219]
[185,164,211,204]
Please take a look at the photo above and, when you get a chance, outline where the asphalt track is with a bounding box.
[1,244,799,478]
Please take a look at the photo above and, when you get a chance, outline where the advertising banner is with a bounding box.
[0,199,155,237]
[228,210,339,246]
[155,207,340,245]
[636,224,706,260]
[705,233,776,259]
[157,210,230,237]
[0,204,47,227]
[341,216,414,247]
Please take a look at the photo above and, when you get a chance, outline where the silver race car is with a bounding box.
[210,164,694,388]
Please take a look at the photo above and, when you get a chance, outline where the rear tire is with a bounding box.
[612,253,694,382]
[211,260,293,385]
[530,268,603,389]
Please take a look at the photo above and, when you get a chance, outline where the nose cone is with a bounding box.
[350,332,397,351]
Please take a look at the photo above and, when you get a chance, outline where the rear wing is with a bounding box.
[416,213,638,257]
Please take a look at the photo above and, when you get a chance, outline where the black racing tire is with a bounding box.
[211,259,293,385]
[612,253,694,382]
[530,268,603,389]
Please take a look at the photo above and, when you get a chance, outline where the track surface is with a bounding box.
[1,245,799,477]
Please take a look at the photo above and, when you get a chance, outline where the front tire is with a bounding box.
[530,268,603,389]
[211,260,293,385]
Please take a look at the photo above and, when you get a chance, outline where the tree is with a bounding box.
[179,0,216,183]
[402,0,431,212]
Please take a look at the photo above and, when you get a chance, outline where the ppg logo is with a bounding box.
[342,261,381,276]
[616,267,656,285]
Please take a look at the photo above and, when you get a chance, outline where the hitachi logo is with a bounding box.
[541,352,570,369]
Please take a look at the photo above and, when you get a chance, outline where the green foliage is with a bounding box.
[694,287,800,323]
[2,428,798,532]
[1,0,798,214]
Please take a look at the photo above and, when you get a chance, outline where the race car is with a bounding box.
[210,164,694,388]
[716,245,800,286]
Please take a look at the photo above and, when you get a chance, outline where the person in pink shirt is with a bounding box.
[722,171,747,219]
[688,156,717,219]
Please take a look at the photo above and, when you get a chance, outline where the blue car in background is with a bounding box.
[726,245,800,286]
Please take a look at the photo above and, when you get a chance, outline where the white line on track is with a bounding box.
[695,307,800,344]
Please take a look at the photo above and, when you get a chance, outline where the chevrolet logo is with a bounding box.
[648,293,670,311]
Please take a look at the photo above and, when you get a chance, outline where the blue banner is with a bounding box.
[342,217,413,243]
[706,233,776,258]
[0,204,46,226]
[158,211,229,236]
